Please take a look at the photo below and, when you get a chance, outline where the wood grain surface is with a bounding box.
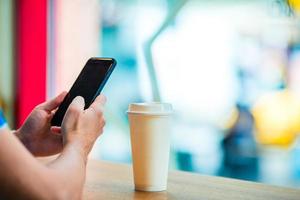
[83,160,300,200]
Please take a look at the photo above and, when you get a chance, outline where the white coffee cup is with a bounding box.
[127,102,173,192]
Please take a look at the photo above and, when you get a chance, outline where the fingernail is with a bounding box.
[73,96,85,105]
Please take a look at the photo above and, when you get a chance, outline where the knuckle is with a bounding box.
[98,105,104,113]
[99,127,104,134]
[102,118,106,126]
[95,108,104,118]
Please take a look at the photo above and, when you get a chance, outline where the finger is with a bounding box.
[51,126,62,134]
[62,96,85,127]
[69,96,85,111]
[39,91,68,111]
[94,94,107,105]
[90,95,106,112]
[45,110,56,122]
[64,96,85,118]
[50,109,56,116]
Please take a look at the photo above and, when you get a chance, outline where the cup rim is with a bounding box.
[127,102,173,116]
[126,110,173,116]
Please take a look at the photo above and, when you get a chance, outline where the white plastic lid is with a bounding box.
[127,102,173,115]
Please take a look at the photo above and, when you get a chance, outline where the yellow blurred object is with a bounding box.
[252,90,300,147]
[289,0,300,13]
[221,107,239,133]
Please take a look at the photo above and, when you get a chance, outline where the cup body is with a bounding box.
[127,103,172,192]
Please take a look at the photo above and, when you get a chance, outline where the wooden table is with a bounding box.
[83,160,300,200]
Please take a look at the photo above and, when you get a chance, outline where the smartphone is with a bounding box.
[51,57,116,126]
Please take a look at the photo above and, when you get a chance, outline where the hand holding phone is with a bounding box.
[51,57,116,126]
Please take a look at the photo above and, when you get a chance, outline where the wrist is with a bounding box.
[64,138,90,163]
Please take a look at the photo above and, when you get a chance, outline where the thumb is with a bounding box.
[62,96,85,128]
[64,96,85,118]
[39,91,67,111]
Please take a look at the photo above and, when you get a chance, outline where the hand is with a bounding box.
[62,95,106,157]
[15,92,67,156]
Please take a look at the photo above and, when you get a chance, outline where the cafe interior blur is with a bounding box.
[1,0,300,188]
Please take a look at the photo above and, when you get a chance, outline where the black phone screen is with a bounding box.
[51,58,116,126]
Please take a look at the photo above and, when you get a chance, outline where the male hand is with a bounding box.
[15,92,67,156]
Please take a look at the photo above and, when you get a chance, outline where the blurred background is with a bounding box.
[1,0,300,188]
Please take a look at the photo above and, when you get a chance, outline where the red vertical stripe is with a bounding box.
[16,0,47,127]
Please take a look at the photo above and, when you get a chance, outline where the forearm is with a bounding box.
[46,141,88,199]
[12,129,28,149]
[12,128,89,187]
[12,129,36,156]
[0,130,58,199]
[0,130,88,200]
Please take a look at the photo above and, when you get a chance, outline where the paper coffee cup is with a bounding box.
[127,102,172,192]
